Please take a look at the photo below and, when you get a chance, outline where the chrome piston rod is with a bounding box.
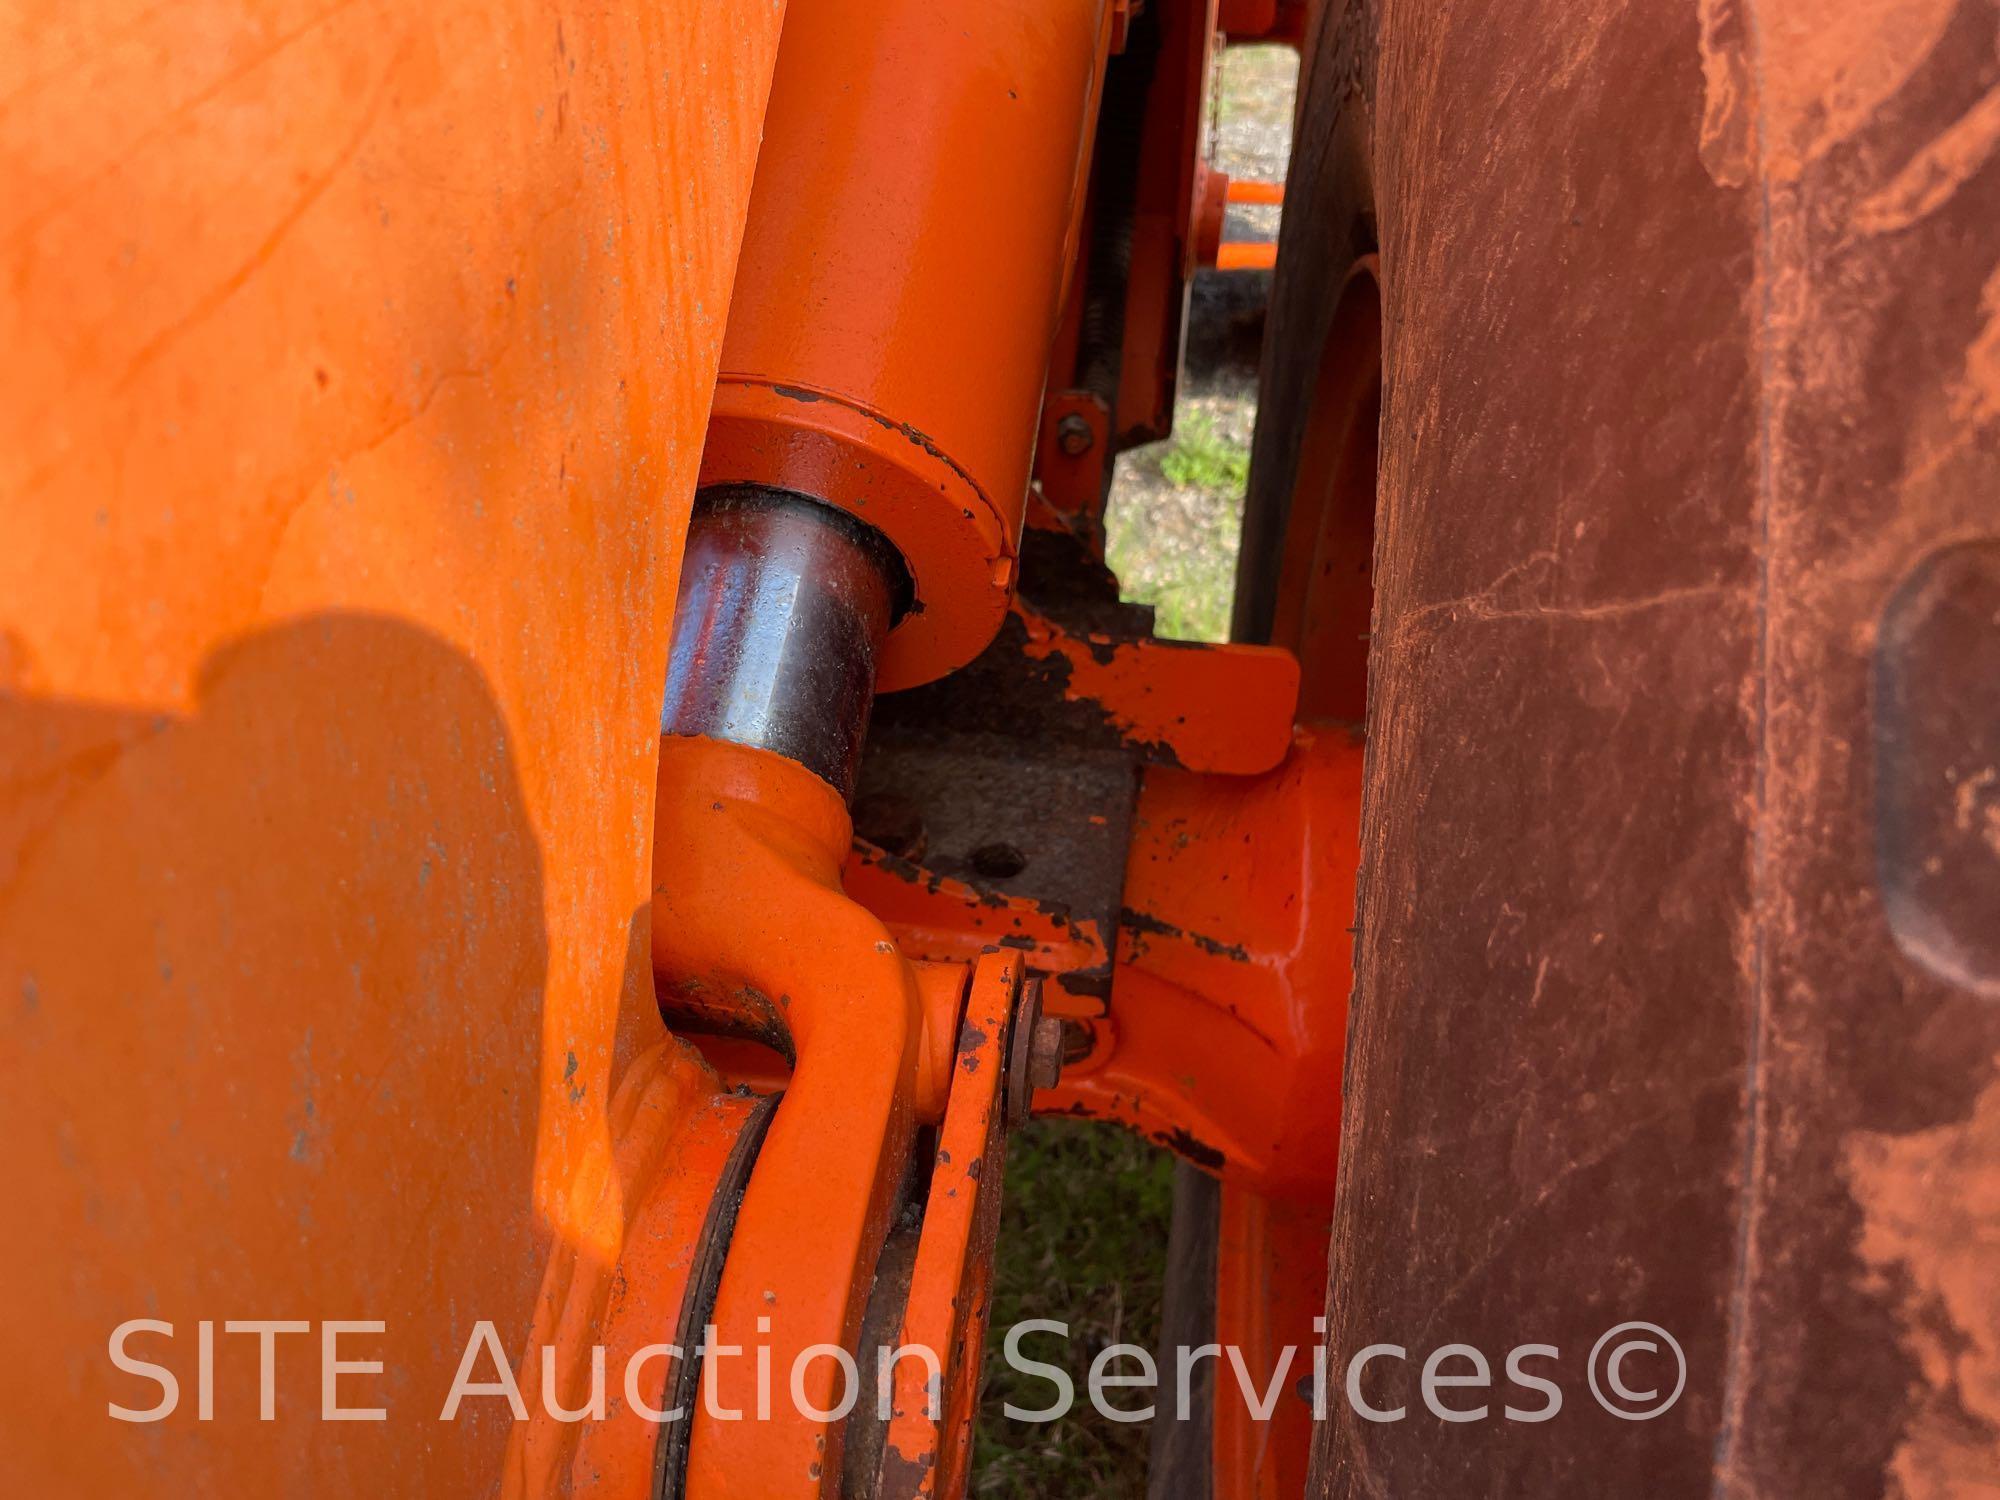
[661,484,910,801]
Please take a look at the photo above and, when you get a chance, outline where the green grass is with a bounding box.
[974,1120,1178,1498]
[1103,402,1250,644]
[1105,507,1240,643]
[1158,410,1252,492]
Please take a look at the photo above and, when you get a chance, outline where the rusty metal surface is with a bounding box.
[1005,977,1049,1128]
[1306,0,2000,1495]
[875,603,1297,776]
[852,732,1136,1007]
[851,518,1301,1030]
[854,519,1149,1010]
[842,841,1114,997]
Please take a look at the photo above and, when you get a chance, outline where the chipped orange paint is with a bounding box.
[1014,605,1301,775]
[3,6,1366,1497]
[876,952,1020,1499]
[1040,728,1361,1191]
[843,842,1112,999]
[839,736,1356,1190]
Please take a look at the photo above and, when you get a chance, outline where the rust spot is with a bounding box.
[1119,905,1251,963]
[1158,1127,1226,1171]
[872,609,1187,767]
[1694,0,1754,187]
[876,1443,935,1500]
[1055,964,1112,998]
[767,380,992,516]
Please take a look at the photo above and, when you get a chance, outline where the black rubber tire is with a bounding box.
[1281,4,2000,1498]
[1231,6,1377,666]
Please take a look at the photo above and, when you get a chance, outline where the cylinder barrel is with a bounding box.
[700,0,1112,689]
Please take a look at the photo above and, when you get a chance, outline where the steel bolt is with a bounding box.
[1055,412,1095,457]
[1027,1016,1066,1092]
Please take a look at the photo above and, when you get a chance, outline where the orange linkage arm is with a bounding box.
[651,736,943,1497]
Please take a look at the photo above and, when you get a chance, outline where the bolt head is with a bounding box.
[1055,412,1095,457]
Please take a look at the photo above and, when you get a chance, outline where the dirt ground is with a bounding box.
[974,44,1299,1497]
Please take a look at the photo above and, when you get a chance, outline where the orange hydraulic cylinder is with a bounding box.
[701,0,1114,690]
